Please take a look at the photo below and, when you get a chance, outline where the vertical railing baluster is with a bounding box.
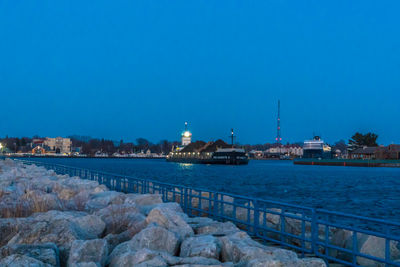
[385,225,390,267]
[352,231,358,266]
[253,199,259,237]
[311,209,317,256]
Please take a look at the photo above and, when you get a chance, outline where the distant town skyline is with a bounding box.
[1,1,400,145]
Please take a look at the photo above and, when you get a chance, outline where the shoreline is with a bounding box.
[294,158,400,167]
[4,155,166,159]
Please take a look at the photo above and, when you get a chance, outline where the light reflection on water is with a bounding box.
[22,157,400,222]
[178,163,194,170]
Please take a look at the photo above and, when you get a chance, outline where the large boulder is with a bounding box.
[6,211,105,265]
[84,191,126,211]
[95,204,146,235]
[67,239,108,267]
[70,214,106,239]
[124,194,163,206]
[0,254,52,267]
[299,258,327,266]
[172,258,232,266]
[0,218,29,246]
[185,217,215,230]
[139,202,183,216]
[107,224,180,265]
[10,190,63,217]
[329,228,353,260]
[238,255,326,267]
[219,231,298,263]
[195,221,240,237]
[0,243,60,267]
[130,224,181,255]
[146,206,193,240]
[104,231,134,253]
[108,248,168,267]
[180,235,221,259]
[358,235,400,267]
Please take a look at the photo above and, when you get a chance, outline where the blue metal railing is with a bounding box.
[13,159,400,267]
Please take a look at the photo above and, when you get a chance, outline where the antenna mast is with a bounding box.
[230,128,235,147]
[276,100,282,144]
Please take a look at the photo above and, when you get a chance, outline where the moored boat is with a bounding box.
[166,124,249,165]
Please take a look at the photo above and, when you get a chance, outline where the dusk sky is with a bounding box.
[1,1,400,145]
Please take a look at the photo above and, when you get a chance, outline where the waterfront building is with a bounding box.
[248,150,264,159]
[32,146,45,154]
[264,144,303,158]
[44,137,72,154]
[349,147,378,160]
[350,145,400,160]
[376,144,400,159]
[31,138,46,154]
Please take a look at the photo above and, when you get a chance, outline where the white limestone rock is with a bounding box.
[67,239,108,267]
[145,205,193,240]
[0,243,60,267]
[180,235,221,259]
[0,254,52,267]
[94,204,146,235]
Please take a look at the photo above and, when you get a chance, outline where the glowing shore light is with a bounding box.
[183,131,191,137]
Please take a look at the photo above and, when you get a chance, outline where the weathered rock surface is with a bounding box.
[180,235,221,259]
[0,243,60,266]
[130,224,181,255]
[94,204,146,235]
[0,254,52,267]
[195,221,240,236]
[220,231,298,264]
[68,239,108,267]
[84,191,126,212]
[358,235,400,267]
[125,193,163,206]
[146,205,193,240]
[6,210,105,265]
[139,201,184,216]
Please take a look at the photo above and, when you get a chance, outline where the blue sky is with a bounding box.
[1,1,399,145]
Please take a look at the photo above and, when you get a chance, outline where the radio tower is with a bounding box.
[276,100,282,144]
[230,128,235,147]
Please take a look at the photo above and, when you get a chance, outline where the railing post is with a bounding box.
[385,225,390,267]
[311,209,317,255]
[213,192,219,220]
[253,199,259,237]
[183,187,188,214]
[352,231,358,265]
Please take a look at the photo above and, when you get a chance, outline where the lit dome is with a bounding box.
[182,131,192,137]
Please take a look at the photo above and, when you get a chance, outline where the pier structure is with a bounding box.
[15,159,400,267]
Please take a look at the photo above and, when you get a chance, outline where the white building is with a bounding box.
[181,122,192,146]
[44,137,72,154]
[266,145,303,157]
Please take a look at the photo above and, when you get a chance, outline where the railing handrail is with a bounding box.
[16,159,316,211]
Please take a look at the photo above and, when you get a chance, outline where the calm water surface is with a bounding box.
[24,158,400,222]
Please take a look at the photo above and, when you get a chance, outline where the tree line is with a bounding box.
[0,132,380,155]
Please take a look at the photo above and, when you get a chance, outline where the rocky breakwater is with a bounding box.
[0,159,325,267]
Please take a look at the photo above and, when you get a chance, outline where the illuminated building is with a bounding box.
[181,122,192,146]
